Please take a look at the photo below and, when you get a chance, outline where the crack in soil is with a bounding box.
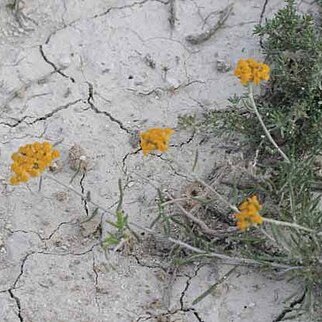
[259,0,270,25]
[134,80,205,97]
[29,98,82,124]
[86,82,131,134]
[0,99,82,127]
[45,220,77,240]
[178,265,205,322]
[39,45,75,83]
[259,0,269,48]
[80,172,89,216]
[8,289,24,322]
[94,0,149,18]
[168,0,176,29]
[42,0,169,48]
[93,0,169,19]
[1,252,36,321]
[44,20,79,45]
[179,265,201,309]
[172,130,196,148]
[0,116,28,128]
[191,310,204,322]
[1,243,101,320]
[136,307,204,322]
[273,288,307,322]
[132,254,168,272]
[91,252,100,309]
[8,218,79,244]
[38,242,100,256]
[7,229,45,243]
[121,149,141,173]
[10,253,34,290]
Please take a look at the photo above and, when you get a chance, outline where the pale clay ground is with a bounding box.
[0,1,318,322]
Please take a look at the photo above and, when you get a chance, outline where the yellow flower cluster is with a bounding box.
[234,58,270,85]
[235,195,263,231]
[140,128,174,156]
[10,142,60,185]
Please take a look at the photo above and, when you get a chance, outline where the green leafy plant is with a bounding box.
[253,0,322,157]
[103,179,134,249]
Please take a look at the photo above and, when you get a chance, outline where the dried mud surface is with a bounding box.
[0,1,315,321]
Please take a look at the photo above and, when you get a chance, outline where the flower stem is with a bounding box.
[263,217,313,233]
[163,152,239,213]
[248,85,290,163]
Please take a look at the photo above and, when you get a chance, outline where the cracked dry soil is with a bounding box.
[0,0,313,321]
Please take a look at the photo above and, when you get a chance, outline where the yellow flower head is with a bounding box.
[234,195,263,231]
[10,141,60,185]
[234,59,270,85]
[140,128,174,156]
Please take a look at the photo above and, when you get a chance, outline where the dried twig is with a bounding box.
[169,195,228,236]
[186,3,233,45]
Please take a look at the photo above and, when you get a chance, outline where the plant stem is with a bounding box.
[130,222,302,269]
[192,175,239,213]
[162,152,239,213]
[44,173,318,267]
[263,217,313,233]
[248,84,290,163]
